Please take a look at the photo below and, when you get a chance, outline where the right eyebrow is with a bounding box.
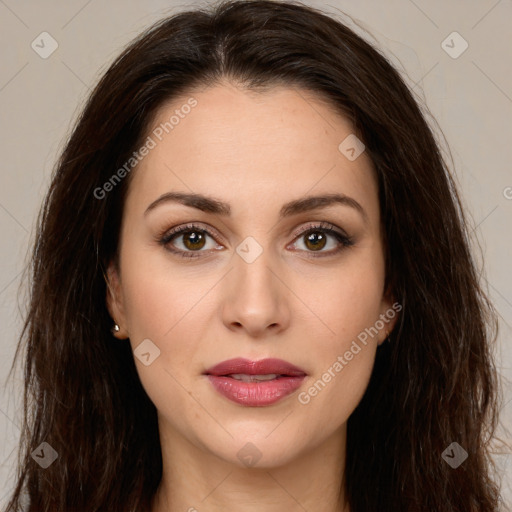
[144,192,231,216]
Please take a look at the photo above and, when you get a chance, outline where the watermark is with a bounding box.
[31,31,58,59]
[237,442,263,467]
[441,31,468,59]
[503,186,512,200]
[298,301,402,405]
[93,97,198,200]
[133,338,161,366]
[338,133,365,161]
[441,442,468,468]
[31,441,59,468]
[236,236,264,263]
[151,96,198,140]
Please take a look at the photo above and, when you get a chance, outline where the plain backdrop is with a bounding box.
[0,0,511,507]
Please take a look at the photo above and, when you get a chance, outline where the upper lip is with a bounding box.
[204,358,307,377]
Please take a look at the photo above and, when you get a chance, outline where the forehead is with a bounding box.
[125,82,379,222]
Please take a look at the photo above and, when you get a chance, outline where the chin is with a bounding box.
[208,432,307,469]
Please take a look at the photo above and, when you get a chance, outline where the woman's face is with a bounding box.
[107,81,397,468]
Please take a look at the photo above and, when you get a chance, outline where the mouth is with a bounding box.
[203,358,307,406]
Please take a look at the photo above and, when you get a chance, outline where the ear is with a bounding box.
[376,288,401,346]
[105,261,129,339]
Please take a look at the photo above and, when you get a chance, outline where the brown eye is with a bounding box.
[304,231,327,251]
[159,223,220,258]
[181,230,207,250]
[290,222,354,257]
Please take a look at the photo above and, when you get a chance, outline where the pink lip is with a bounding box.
[204,358,307,407]
[204,357,307,377]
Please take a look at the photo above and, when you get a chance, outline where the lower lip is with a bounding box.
[206,375,306,406]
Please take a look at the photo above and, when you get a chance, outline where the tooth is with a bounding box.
[228,374,279,382]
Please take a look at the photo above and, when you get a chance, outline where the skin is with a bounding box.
[106,80,397,512]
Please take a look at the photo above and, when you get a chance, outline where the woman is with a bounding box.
[5,1,504,510]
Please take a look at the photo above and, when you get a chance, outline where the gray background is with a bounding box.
[1,0,511,507]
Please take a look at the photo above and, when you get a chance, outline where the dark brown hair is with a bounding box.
[5,1,505,510]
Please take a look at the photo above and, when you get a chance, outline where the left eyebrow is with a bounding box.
[278,193,368,223]
[144,191,368,223]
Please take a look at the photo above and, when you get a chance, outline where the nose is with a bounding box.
[221,248,291,338]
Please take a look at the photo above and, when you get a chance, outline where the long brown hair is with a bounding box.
[5,1,505,510]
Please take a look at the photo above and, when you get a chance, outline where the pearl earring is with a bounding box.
[112,324,120,334]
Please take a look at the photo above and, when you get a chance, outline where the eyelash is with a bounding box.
[157,221,354,259]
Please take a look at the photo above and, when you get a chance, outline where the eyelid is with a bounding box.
[158,222,223,244]
[290,221,349,240]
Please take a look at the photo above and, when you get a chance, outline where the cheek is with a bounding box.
[293,250,384,424]
[297,312,377,432]
[123,273,180,340]
[118,251,206,390]
[120,242,213,340]
[299,344,376,435]
[119,265,206,421]
[308,247,386,341]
